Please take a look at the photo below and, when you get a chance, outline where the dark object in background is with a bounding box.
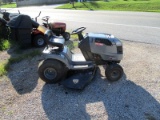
[3,12,10,21]
[0,18,7,25]
[0,18,9,39]
[7,14,39,49]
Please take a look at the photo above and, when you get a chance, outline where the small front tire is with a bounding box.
[33,34,46,47]
[62,32,70,41]
[105,63,123,82]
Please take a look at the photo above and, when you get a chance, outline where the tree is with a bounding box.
[70,0,75,8]
[2,0,12,4]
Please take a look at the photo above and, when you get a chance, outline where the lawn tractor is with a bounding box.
[38,27,124,89]
[41,16,70,41]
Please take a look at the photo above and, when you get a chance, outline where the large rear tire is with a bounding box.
[105,63,123,82]
[38,59,66,84]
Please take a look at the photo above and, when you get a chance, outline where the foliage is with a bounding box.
[2,0,12,4]
[57,0,160,12]
[0,2,16,8]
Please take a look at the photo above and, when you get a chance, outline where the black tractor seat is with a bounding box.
[45,30,65,51]
[47,36,65,52]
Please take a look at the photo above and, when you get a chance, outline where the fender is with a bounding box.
[44,54,71,69]
[42,46,72,69]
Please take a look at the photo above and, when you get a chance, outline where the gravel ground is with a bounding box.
[0,40,160,120]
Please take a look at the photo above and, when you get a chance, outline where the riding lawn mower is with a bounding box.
[38,27,124,89]
[42,15,70,41]
[1,10,70,48]
[2,12,124,89]
[32,12,70,47]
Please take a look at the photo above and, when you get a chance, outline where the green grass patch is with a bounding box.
[0,62,8,76]
[0,2,17,8]
[0,50,41,76]
[8,50,41,64]
[71,34,78,40]
[66,40,78,50]
[66,33,79,50]
[0,39,11,51]
[57,0,160,12]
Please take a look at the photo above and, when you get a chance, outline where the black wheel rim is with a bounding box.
[66,34,69,40]
[44,68,57,80]
[111,70,120,79]
[37,38,44,46]
[64,33,70,40]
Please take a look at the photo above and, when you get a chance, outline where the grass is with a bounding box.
[0,49,41,76]
[66,40,78,50]
[0,39,11,51]
[71,34,78,40]
[0,2,16,8]
[8,50,41,64]
[67,33,79,49]
[0,37,41,76]
[57,0,160,12]
[0,62,8,76]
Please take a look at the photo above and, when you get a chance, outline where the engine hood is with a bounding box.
[87,33,122,46]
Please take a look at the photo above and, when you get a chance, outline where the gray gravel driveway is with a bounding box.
[0,40,160,120]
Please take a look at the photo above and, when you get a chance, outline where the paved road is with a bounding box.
[3,6,160,44]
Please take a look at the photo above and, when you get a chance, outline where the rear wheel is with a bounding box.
[38,60,66,84]
[62,32,70,41]
[33,34,46,47]
[105,63,123,82]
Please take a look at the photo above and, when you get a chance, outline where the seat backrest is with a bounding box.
[45,30,65,51]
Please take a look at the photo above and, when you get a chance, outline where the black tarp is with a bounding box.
[0,18,7,26]
[7,14,39,48]
[3,12,10,21]
[7,14,39,28]
[0,18,9,39]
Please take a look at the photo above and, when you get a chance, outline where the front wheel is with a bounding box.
[33,34,46,47]
[105,63,123,82]
[38,60,66,84]
[62,32,70,41]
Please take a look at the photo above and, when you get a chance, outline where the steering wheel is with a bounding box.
[72,27,86,34]
[42,16,50,22]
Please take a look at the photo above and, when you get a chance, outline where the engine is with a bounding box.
[78,33,123,64]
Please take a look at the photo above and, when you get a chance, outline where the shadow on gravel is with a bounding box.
[7,48,42,94]
[41,69,160,120]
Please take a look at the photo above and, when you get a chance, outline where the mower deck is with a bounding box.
[61,66,97,90]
